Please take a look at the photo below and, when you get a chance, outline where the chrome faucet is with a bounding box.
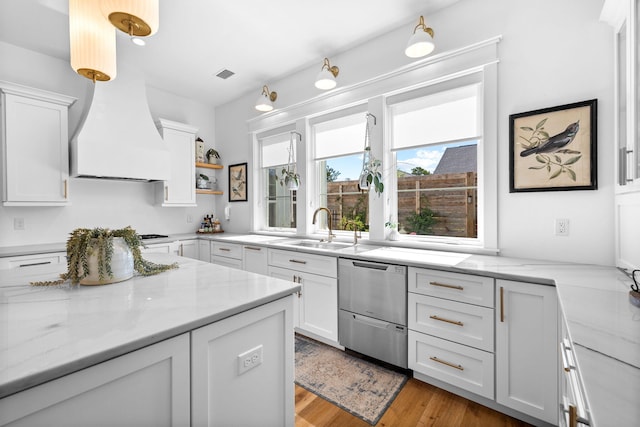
[312,207,335,242]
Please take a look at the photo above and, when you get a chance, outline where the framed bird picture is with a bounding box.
[228,162,248,202]
[509,99,597,192]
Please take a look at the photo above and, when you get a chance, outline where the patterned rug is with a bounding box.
[295,335,408,425]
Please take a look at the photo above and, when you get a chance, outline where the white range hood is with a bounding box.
[71,66,170,181]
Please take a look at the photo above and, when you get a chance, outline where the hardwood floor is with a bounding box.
[295,378,532,427]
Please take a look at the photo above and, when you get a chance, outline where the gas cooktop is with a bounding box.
[139,234,169,240]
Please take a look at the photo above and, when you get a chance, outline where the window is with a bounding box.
[389,79,482,241]
[312,107,368,233]
[259,131,297,229]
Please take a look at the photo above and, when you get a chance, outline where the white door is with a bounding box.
[495,279,558,424]
[243,245,268,275]
[0,334,190,427]
[297,271,338,343]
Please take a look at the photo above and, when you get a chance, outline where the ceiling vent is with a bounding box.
[215,69,235,80]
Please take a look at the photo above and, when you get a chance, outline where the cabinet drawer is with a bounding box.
[408,268,494,308]
[268,249,337,278]
[409,294,494,352]
[211,255,243,270]
[409,330,494,399]
[0,252,67,270]
[211,242,242,260]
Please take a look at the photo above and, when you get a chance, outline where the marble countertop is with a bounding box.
[0,254,300,399]
[1,234,638,425]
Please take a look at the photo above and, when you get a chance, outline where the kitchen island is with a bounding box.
[0,254,300,426]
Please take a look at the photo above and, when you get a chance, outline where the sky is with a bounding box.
[326,141,476,181]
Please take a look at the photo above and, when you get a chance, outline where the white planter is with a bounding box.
[388,229,400,241]
[79,237,134,285]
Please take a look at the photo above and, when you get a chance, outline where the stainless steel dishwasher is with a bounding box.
[338,258,407,368]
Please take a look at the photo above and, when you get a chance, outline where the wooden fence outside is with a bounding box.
[326,172,477,238]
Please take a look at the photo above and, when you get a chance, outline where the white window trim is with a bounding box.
[248,37,501,253]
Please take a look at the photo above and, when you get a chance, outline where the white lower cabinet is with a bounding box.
[268,249,338,346]
[177,239,198,259]
[495,279,558,425]
[409,330,494,399]
[243,245,268,275]
[0,334,191,427]
[198,240,211,262]
[408,267,495,400]
[0,252,67,270]
[211,241,243,269]
[191,296,294,427]
[141,241,180,255]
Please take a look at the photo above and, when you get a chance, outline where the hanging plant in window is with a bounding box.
[358,113,384,195]
[279,131,301,191]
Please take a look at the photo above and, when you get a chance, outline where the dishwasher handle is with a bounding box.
[351,261,390,271]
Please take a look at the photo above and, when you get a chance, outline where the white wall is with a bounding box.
[214,0,615,265]
[0,42,219,247]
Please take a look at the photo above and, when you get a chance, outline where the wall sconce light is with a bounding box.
[101,0,159,46]
[255,85,277,112]
[405,15,435,58]
[69,0,117,82]
[315,58,339,90]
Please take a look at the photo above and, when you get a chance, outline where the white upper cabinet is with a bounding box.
[0,81,76,206]
[156,118,198,206]
[602,0,640,191]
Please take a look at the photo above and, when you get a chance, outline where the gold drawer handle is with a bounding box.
[429,315,464,327]
[289,259,307,265]
[430,356,464,371]
[244,246,261,251]
[429,281,464,291]
[218,248,231,252]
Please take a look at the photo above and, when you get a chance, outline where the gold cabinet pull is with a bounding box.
[430,356,463,371]
[289,259,307,265]
[179,244,184,256]
[569,405,577,427]
[429,281,464,291]
[244,246,261,251]
[218,248,231,252]
[429,315,464,326]
[63,179,68,199]
[500,286,504,322]
[165,186,169,201]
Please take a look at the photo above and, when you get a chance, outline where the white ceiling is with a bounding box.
[0,0,459,107]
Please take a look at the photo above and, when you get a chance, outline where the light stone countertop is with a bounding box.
[0,253,300,400]
[1,234,638,425]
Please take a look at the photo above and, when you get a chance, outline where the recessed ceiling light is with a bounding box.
[215,69,235,80]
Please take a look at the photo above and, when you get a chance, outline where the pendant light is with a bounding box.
[255,85,277,112]
[315,58,339,90]
[69,0,117,82]
[405,16,435,58]
[101,0,159,45]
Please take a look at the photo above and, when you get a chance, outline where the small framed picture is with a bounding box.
[509,99,597,192]
[228,162,248,202]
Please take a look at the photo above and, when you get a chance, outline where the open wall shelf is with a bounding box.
[196,162,223,170]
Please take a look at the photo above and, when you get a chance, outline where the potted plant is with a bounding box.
[358,147,384,195]
[385,219,400,241]
[197,173,210,189]
[206,148,220,164]
[31,227,178,286]
[279,168,300,190]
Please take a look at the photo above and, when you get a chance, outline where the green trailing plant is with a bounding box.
[359,148,384,196]
[31,226,178,286]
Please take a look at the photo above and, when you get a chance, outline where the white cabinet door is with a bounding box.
[156,119,197,207]
[177,240,198,259]
[243,245,268,275]
[198,240,211,262]
[141,242,180,255]
[0,334,190,427]
[0,83,75,206]
[268,265,337,344]
[191,296,294,427]
[495,279,558,424]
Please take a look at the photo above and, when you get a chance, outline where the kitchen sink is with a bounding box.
[283,240,354,250]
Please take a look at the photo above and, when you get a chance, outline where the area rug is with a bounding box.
[295,335,408,425]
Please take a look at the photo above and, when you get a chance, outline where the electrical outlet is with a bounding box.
[186,214,193,223]
[237,345,263,375]
[555,218,570,236]
[13,217,24,230]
